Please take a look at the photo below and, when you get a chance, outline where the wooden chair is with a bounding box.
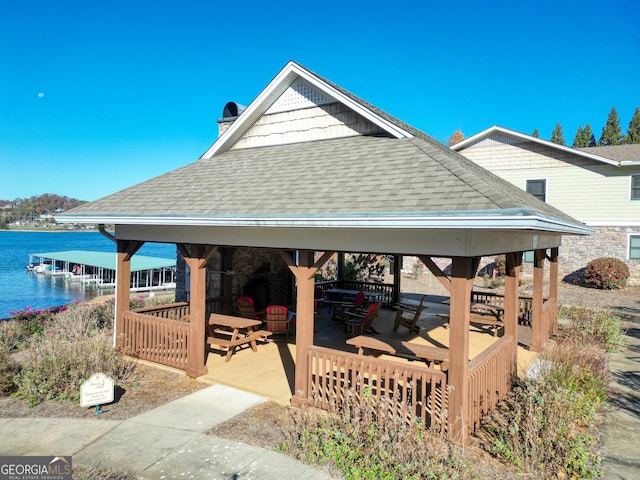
[237,296,264,320]
[331,291,367,322]
[265,305,290,340]
[392,296,425,334]
[345,303,381,336]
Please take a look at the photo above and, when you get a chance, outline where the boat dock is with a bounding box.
[27,250,176,292]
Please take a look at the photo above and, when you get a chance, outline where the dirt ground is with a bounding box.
[1,278,638,479]
[0,363,204,420]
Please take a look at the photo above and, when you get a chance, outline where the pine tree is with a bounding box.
[551,123,565,145]
[572,126,585,147]
[583,124,595,147]
[447,129,465,146]
[532,128,539,138]
[599,106,624,145]
[626,107,640,144]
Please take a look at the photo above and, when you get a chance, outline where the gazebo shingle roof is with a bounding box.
[68,135,578,224]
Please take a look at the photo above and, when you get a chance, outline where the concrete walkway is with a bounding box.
[601,327,640,479]
[0,384,335,480]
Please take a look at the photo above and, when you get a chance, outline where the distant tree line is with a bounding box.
[447,106,640,148]
[0,194,86,228]
[546,106,640,147]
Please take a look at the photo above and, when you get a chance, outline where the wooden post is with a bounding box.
[278,250,334,406]
[221,248,233,315]
[115,240,143,351]
[549,247,559,334]
[183,244,215,378]
[531,249,545,352]
[392,255,402,305]
[504,253,522,366]
[289,250,316,405]
[336,252,345,285]
[448,256,475,443]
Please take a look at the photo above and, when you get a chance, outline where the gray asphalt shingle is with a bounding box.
[68,135,579,224]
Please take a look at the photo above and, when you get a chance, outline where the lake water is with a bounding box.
[0,231,176,319]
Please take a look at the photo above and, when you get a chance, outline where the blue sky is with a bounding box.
[1,0,638,201]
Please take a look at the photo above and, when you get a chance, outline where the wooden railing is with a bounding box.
[471,290,535,325]
[121,310,190,369]
[467,335,516,432]
[307,346,448,431]
[132,302,190,321]
[316,280,395,306]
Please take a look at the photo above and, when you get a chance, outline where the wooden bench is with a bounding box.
[346,335,449,369]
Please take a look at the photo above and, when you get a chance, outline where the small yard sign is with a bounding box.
[80,373,114,408]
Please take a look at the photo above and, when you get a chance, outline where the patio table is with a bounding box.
[207,313,272,362]
[346,335,449,369]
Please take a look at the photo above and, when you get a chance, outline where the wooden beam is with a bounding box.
[448,257,473,444]
[549,247,559,334]
[531,249,545,352]
[291,250,315,406]
[183,246,208,378]
[504,252,522,366]
[313,251,335,272]
[418,255,451,293]
[114,240,132,352]
[392,255,402,305]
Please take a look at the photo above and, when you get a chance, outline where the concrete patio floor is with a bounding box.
[196,299,537,404]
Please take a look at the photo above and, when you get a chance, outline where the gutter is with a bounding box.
[56,211,594,236]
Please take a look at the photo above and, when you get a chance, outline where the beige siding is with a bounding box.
[461,143,640,224]
[231,103,385,150]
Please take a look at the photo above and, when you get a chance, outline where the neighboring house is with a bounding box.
[58,62,591,439]
[452,126,640,284]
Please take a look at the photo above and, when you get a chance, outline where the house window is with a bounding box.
[631,176,640,200]
[526,179,546,202]
[630,235,640,260]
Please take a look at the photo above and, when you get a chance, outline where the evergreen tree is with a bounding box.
[550,123,565,145]
[583,124,595,147]
[574,125,596,147]
[599,106,624,145]
[532,128,539,138]
[572,126,585,147]
[626,107,640,144]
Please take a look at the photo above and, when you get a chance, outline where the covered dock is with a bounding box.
[28,250,176,291]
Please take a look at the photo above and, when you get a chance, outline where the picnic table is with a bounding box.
[437,302,504,336]
[207,313,272,362]
[326,288,380,302]
[346,335,449,369]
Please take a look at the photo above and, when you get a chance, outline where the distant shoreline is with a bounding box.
[0,228,98,233]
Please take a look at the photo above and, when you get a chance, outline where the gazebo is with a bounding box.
[58,61,591,440]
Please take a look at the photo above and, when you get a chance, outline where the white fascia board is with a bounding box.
[452,126,621,167]
[200,61,413,159]
[56,213,593,235]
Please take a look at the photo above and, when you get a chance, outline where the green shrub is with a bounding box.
[584,257,629,289]
[13,303,136,406]
[0,307,59,352]
[559,306,625,353]
[0,345,18,395]
[493,255,506,276]
[280,389,474,479]
[481,336,607,478]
